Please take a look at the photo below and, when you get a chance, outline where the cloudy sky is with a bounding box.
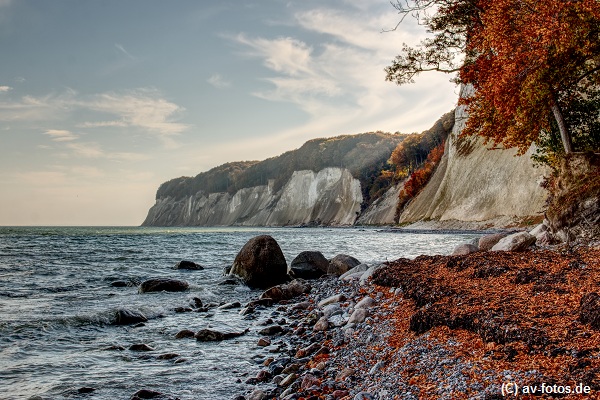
[0,0,459,226]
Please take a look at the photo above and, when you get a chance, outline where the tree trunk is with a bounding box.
[550,95,573,154]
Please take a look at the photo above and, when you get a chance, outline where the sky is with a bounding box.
[0,0,459,226]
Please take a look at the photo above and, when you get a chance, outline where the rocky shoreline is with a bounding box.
[121,229,600,400]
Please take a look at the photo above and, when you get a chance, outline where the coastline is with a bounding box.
[226,245,600,400]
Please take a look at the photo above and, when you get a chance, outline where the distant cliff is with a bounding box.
[142,133,404,226]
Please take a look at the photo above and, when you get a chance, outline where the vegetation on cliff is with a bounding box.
[155,132,404,207]
[386,0,599,237]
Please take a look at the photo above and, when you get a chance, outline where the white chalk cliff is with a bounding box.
[143,167,363,226]
[399,85,548,228]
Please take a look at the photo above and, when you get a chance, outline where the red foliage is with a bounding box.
[397,142,445,211]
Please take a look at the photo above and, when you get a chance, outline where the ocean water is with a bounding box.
[0,226,481,400]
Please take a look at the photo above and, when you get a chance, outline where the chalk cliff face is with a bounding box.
[399,86,549,228]
[143,167,363,226]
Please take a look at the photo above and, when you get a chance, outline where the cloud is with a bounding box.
[115,43,136,60]
[0,86,11,92]
[230,4,457,138]
[0,88,189,147]
[43,129,79,142]
[207,74,231,89]
[65,142,149,161]
[81,89,188,148]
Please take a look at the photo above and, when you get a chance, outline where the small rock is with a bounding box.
[194,328,247,342]
[175,329,195,339]
[218,301,242,310]
[139,278,189,293]
[257,337,271,347]
[156,353,180,360]
[313,317,329,331]
[279,373,297,387]
[479,233,509,251]
[339,263,369,280]
[491,232,536,252]
[130,389,164,399]
[289,251,329,279]
[452,243,479,255]
[328,254,361,277]
[355,296,376,309]
[77,387,96,394]
[333,390,350,399]
[348,308,368,324]
[336,367,354,381]
[247,389,266,400]
[318,294,346,308]
[359,264,384,285]
[129,343,154,352]
[113,309,148,325]
[301,373,320,390]
[173,260,204,270]
[258,325,284,336]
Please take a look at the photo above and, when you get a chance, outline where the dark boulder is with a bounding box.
[195,327,248,342]
[112,309,148,325]
[229,235,288,289]
[259,279,311,302]
[327,254,361,277]
[130,389,174,400]
[129,343,155,351]
[289,251,329,279]
[139,278,189,293]
[173,260,204,270]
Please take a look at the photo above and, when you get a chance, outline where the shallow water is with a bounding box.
[0,226,481,400]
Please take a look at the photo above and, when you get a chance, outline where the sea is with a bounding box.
[0,226,482,400]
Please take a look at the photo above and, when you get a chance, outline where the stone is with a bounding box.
[318,294,346,308]
[279,373,297,387]
[491,232,536,252]
[289,251,329,279]
[359,264,384,285]
[301,373,320,390]
[218,301,241,310]
[258,325,284,336]
[322,304,342,318]
[113,308,148,325]
[328,254,361,276]
[313,316,330,331]
[111,280,130,287]
[259,279,311,302]
[452,243,479,255]
[248,389,266,400]
[257,337,271,347]
[156,353,180,360]
[129,343,154,351]
[194,328,247,342]
[339,263,369,280]
[529,223,548,237]
[77,387,96,394]
[348,308,368,324]
[130,389,165,399]
[173,260,204,270]
[478,233,508,251]
[175,329,195,339]
[336,367,355,381]
[355,296,377,309]
[229,235,288,289]
[138,278,189,293]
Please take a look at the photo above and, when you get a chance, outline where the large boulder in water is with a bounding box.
[139,278,189,293]
[289,251,329,279]
[229,235,288,289]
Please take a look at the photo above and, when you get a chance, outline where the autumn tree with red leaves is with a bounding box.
[386,0,600,156]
